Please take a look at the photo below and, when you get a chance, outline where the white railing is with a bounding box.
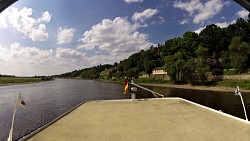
[130,80,164,98]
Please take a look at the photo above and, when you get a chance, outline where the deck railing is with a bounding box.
[131,80,164,98]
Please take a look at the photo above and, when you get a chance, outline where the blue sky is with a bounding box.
[0,0,249,76]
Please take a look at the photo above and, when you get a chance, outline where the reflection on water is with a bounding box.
[0,79,249,140]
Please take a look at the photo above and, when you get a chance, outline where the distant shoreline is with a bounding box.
[138,83,250,93]
[96,79,250,93]
[0,77,54,87]
[3,78,247,93]
[0,82,40,87]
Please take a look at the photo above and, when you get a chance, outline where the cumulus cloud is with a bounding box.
[174,0,227,24]
[236,9,249,18]
[194,20,236,34]
[38,11,52,23]
[1,7,51,41]
[0,10,10,28]
[10,43,53,64]
[0,43,54,75]
[0,42,90,76]
[56,47,85,60]
[132,8,159,23]
[78,17,153,64]
[124,0,143,4]
[29,24,48,41]
[57,27,76,44]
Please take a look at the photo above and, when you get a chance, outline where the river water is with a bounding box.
[0,79,249,141]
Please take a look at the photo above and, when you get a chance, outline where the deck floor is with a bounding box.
[27,98,250,141]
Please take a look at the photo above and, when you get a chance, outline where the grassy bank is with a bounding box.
[0,77,44,84]
[133,78,172,84]
[217,81,250,90]
[97,78,172,84]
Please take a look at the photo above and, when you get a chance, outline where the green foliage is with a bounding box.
[165,52,189,84]
[221,51,231,69]
[199,24,226,56]
[196,46,208,58]
[217,80,250,90]
[223,69,237,75]
[133,78,172,84]
[229,37,249,73]
[111,71,124,78]
[194,58,210,84]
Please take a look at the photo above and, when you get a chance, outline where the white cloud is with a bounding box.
[124,0,143,4]
[2,7,51,41]
[179,19,189,25]
[0,42,90,76]
[215,20,236,28]
[57,27,76,44]
[174,0,202,16]
[194,27,205,34]
[132,8,159,23]
[29,24,48,41]
[174,0,226,24]
[236,9,249,18]
[38,11,52,23]
[194,20,236,34]
[10,43,53,64]
[78,17,153,65]
[56,47,85,60]
[0,10,10,28]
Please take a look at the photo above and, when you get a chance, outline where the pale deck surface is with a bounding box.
[27,99,250,141]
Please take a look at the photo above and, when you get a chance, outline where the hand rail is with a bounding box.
[130,80,164,98]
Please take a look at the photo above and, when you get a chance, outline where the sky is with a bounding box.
[0,0,249,76]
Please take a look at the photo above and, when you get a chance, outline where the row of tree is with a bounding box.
[56,15,250,84]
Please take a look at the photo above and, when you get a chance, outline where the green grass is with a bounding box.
[0,77,43,84]
[223,69,237,75]
[100,68,113,78]
[107,78,172,84]
[133,78,172,84]
[217,80,250,90]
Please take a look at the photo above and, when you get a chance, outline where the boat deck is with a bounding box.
[25,98,250,141]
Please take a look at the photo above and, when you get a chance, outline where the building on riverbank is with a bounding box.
[152,67,170,80]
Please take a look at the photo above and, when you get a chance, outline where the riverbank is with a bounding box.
[97,79,250,93]
[0,77,53,87]
[139,83,250,93]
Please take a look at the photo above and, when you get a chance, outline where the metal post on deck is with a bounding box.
[131,87,137,100]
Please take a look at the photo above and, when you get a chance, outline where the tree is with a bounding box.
[229,37,249,73]
[199,24,226,57]
[122,59,134,71]
[221,51,231,69]
[165,52,186,84]
[194,46,210,84]
[182,31,199,58]
[143,60,154,74]
[195,58,210,84]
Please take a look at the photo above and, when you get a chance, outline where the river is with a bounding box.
[0,79,249,141]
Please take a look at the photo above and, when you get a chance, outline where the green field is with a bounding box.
[0,77,43,84]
